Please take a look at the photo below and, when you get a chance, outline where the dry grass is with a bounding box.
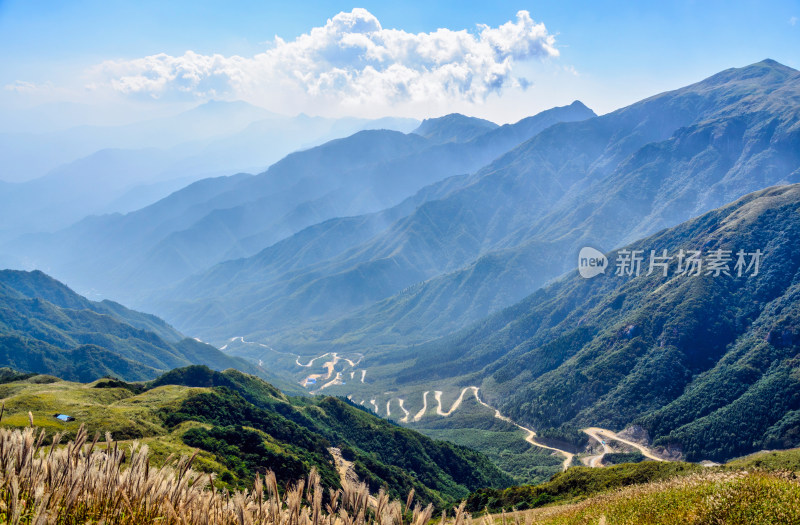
[0,420,467,525]
[486,470,800,525]
[2,408,799,524]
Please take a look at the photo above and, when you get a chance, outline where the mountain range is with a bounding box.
[136,59,800,358]
[371,183,800,463]
[2,58,800,473]
[3,100,595,300]
[152,58,799,466]
[0,100,418,240]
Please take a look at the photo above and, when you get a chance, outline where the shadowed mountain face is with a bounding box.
[379,184,800,462]
[146,60,800,353]
[0,269,289,385]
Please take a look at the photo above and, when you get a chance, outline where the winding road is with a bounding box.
[429,386,575,470]
[397,399,410,422]
[226,338,666,471]
[409,386,666,471]
[583,428,611,467]
[434,388,476,416]
[583,427,665,462]
[412,391,429,422]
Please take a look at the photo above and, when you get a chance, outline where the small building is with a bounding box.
[53,414,75,422]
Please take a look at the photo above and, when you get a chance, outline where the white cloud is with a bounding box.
[4,80,53,94]
[790,16,798,26]
[562,65,580,77]
[88,9,558,111]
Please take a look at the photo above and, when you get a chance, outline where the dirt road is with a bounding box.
[583,427,664,462]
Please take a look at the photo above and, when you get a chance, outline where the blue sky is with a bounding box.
[1,0,798,124]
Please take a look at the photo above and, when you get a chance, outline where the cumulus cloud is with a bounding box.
[89,9,558,108]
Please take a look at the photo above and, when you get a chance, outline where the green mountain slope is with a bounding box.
[0,365,512,507]
[383,184,800,463]
[0,270,276,384]
[0,268,182,342]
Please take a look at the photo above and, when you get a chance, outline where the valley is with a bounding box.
[213,175,800,483]
[246,342,669,475]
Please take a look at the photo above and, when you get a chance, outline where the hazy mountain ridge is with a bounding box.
[4,101,595,310]
[0,101,274,183]
[140,102,597,340]
[0,102,419,241]
[206,59,800,355]
[157,172,475,304]
[413,113,499,144]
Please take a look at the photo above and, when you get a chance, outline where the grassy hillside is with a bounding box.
[726,448,800,471]
[468,447,800,516]
[484,470,800,525]
[1,418,798,524]
[0,366,512,507]
[468,462,702,512]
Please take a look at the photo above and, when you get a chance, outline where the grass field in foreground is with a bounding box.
[488,470,800,525]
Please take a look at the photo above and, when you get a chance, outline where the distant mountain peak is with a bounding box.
[756,58,793,69]
[701,58,798,87]
[567,100,592,110]
[195,99,263,110]
[500,100,596,137]
[739,58,796,75]
[413,113,499,144]
[188,99,278,118]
